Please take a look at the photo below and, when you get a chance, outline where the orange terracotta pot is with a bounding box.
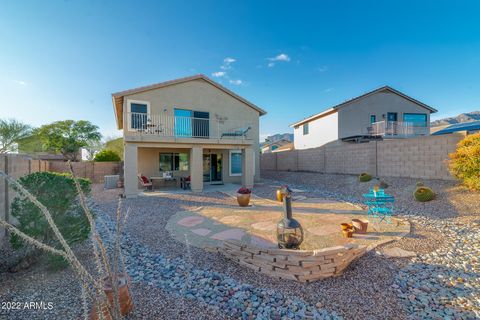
[352,219,369,234]
[90,273,133,320]
[237,193,251,207]
[276,189,283,202]
[340,223,352,231]
[342,229,354,238]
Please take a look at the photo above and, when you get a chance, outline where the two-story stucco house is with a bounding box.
[291,86,437,150]
[112,75,266,197]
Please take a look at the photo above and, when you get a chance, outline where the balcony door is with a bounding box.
[193,111,209,138]
[174,109,192,137]
[174,109,209,138]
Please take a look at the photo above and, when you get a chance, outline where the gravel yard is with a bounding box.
[1,172,478,319]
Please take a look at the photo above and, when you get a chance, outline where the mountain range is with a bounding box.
[431,111,480,126]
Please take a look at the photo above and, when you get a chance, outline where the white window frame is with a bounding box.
[229,150,242,176]
[126,99,151,131]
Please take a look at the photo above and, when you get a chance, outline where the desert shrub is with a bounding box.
[10,172,91,268]
[416,181,424,187]
[359,173,372,182]
[449,132,480,190]
[94,149,121,162]
[414,187,435,202]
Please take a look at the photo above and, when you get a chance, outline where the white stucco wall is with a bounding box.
[294,112,339,149]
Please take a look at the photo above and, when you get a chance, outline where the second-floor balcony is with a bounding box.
[125,112,253,142]
[367,121,429,137]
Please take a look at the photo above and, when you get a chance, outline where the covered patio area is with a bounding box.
[124,142,255,197]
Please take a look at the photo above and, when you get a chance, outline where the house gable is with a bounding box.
[112,75,266,129]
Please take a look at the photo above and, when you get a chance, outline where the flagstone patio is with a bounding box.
[166,193,410,252]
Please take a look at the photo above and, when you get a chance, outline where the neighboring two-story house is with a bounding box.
[112,74,266,197]
[291,86,437,150]
[260,139,293,153]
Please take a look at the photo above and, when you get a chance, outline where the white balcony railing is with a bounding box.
[368,121,428,137]
[125,112,253,140]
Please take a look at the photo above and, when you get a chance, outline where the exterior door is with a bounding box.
[193,111,209,138]
[387,112,398,122]
[203,154,211,182]
[210,154,222,182]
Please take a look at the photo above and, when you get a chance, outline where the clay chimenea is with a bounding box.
[276,185,304,249]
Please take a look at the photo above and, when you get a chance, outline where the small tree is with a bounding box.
[0,119,32,153]
[36,120,101,161]
[105,137,124,160]
[10,172,91,268]
[94,149,121,162]
[449,132,480,190]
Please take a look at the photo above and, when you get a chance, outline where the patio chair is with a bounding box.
[221,126,251,139]
[138,174,153,191]
[180,175,191,190]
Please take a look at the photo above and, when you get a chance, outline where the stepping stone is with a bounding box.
[177,216,205,227]
[381,247,417,258]
[191,228,211,236]
[210,229,245,241]
[220,216,241,224]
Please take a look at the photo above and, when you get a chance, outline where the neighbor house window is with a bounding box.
[229,150,242,176]
[403,113,427,127]
[127,100,150,130]
[271,145,278,151]
[370,115,376,123]
[303,123,309,135]
[159,153,189,171]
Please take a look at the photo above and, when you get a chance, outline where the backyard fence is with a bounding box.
[261,133,464,180]
[0,154,122,242]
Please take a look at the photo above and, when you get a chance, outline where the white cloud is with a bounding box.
[317,66,328,72]
[212,71,226,77]
[268,53,290,62]
[221,57,236,70]
[229,79,243,85]
[266,53,291,67]
[324,88,334,93]
[12,80,27,85]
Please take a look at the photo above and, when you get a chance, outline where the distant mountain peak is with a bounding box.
[431,111,480,126]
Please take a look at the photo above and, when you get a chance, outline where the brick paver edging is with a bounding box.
[212,241,367,282]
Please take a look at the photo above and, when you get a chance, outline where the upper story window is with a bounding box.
[403,113,427,127]
[303,123,309,135]
[271,145,278,151]
[127,100,150,130]
[370,115,376,123]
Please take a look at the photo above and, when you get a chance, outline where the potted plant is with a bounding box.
[342,228,354,238]
[237,187,252,206]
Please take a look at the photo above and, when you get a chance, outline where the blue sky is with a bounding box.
[1,0,480,140]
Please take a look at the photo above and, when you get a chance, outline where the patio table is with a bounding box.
[150,176,177,189]
[362,189,395,223]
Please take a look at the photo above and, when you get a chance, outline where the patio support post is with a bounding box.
[241,148,254,188]
[190,146,203,192]
[124,143,139,198]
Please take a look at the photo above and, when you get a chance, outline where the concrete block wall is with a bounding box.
[48,161,121,183]
[260,134,464,180]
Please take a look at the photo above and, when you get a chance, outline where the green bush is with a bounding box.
[416,181,424,187]
[359,173,372,182]
[94,149,121,162]
[10,172,91,268]
[449,132,480,190]
[414,187,435,202]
